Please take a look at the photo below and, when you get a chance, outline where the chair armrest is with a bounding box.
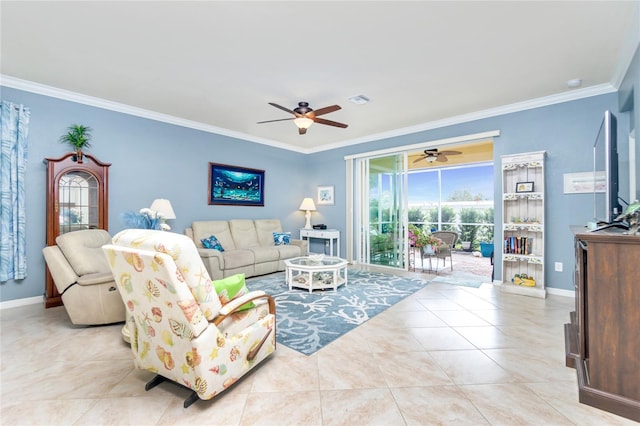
[198,248,225,269]
[42,245,79,294]
[77,272,115,286]
[290,239,309,255]
[197,249,224,280]
[213,290,275,326]
[197,248,223,259]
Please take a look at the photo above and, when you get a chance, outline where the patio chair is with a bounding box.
[102,229,276,408]
[432,231,459,270]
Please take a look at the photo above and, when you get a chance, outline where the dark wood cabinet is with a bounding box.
[566,226,640,421]
[44,152,110,307]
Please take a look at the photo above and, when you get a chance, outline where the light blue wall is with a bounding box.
[0,76,635,301]
[306,93,631,292]
[0,86,311,302]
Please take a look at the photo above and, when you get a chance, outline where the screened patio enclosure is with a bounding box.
[346,132,497,270]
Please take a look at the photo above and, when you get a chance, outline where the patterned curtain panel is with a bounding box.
[0,101,30,281]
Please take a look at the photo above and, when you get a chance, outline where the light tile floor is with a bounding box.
[1,267,637,426]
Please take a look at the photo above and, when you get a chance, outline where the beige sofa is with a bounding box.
[185,219,308,280]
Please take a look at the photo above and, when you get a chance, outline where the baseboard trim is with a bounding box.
[491,281,575,298]
[547,287,575,298]
[0,295,44,310]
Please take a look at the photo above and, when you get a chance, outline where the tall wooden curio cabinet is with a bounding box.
[44,152,110,308]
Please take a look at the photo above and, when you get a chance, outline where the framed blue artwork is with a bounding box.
[208,163,265,206]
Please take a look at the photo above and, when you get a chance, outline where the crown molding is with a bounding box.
[0,75,306,154]
[0,74,617,155]
[306,83,617,154]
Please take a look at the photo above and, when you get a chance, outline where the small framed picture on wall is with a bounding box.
[317,185,335,205]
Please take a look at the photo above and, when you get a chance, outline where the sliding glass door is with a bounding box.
[356,153,408,268]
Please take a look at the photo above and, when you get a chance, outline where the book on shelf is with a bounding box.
[503,236,533,255]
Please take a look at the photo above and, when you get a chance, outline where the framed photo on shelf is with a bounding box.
[515,181,534,193]
[317,185,335,205]
[208,163,265,206]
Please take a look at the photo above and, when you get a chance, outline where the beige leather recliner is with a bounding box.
[42,229,126,325]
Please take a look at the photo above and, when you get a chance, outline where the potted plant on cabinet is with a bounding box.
[59,124,92,163]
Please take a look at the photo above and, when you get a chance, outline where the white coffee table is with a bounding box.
[284,256,348,292]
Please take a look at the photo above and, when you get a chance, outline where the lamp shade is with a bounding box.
[299,198,317,211]
[150,199,176,219]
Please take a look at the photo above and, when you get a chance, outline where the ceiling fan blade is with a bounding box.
[256,117,295,124]
[412,155,427,163]
[436,156,448,162]
[438,150,462,155]
[299,127,307,135]
[314,117,348,128]
[268,102,298,116]
[312,105,341,117]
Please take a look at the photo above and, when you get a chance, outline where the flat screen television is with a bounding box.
[591,110,623,230]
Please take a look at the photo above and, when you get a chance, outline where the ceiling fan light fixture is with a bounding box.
[427,156,437,163]
[294,117,314,129]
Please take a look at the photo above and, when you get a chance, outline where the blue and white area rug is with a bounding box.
[246,270,430,356]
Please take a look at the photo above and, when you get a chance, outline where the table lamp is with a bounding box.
[150,198,176,230]
[299,198,316,229]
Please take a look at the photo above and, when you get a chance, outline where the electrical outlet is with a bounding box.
[554,262,563,272]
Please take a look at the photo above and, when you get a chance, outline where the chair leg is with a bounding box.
[145,375,167,391]
[146,374,200,409]
[184,391,199,408]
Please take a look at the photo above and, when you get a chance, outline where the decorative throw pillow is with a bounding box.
[273,232,291,246]
[201,235,224,251]
[212,273,255,311]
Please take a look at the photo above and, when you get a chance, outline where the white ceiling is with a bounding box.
[1,1,638,153]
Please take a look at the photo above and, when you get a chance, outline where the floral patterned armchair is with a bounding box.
[102,229,276,408]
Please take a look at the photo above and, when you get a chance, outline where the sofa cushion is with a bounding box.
[255,219,283,247]
[222,250,255,269]
[201,235,224,251]
[212,274,254,311]
[229,220,260,249]
[250,247,280,263]
[192,221,236,251]
[56,229,112,276]
[273,232,291,245]
[275,244,302,259]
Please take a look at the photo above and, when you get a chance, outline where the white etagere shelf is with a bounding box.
[496,151,546,298]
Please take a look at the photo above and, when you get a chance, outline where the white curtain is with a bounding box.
[0,101,30,281]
